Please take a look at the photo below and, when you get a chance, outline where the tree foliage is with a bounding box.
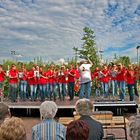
[73,27,99,69]
[114,56,131,67]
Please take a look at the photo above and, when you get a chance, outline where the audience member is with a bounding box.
[0,117,26,140]
[129,115,140,140]
[0,103,11,125]
[66,119,89,140]
[32,101,66,140]
[75,98,104,140]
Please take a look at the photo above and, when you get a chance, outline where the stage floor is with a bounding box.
[2,95,139,109]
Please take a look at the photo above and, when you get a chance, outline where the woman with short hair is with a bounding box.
[0,117,26,140]
[32,101,66,140]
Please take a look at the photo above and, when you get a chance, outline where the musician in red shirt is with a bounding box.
[67,64,76,100]
[100,64,110,98]
[8,64,18,102]
[47,64,56,101]
[126,65,134,101]
[19,64,28,101]
[27,65,38,101]
[58,65,67,101]
[116,63,127,101]
[133,66,139,97]
[38,66,47,102]
[92,66,102,97]
[0,65,5,89]
[109,64,118,97]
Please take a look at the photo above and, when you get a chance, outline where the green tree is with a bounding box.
[73,27,99,69]
[115,56,131,67]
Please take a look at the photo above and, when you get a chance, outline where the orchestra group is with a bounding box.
[0,61,140,103]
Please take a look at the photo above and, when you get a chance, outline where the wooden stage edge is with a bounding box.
[1,96,139,110]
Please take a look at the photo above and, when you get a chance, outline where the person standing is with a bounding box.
[78,58,93,99]
[19,64,28,101]
[38,66,47,102]
[100,64,110,98]
[109,64,118,97]
[126,65,134,101]
[58,65,67,101]
[116,63,127,101]
[8,64,18,102]
[133,66,139,97]
[67,64,76,101]
[47,64,56,101]
[0,64,5,90]
[27,65,38,101]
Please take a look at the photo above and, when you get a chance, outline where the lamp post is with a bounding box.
[136,46,140,65]
[99,50,104,64]
[11,50,16,61]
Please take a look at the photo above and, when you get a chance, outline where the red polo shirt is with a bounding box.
[59,71,67,84]
[67,69,75,83]
[19,70,28,81]
[8,69,18,84]
[38,72,47,84]
[116,68,126,82]
[126,70,134,84]
[101,69,110,83]
[48,70,56,84]
[27,70,38,85]
[0,71,5,82]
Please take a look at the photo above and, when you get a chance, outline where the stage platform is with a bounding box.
[2,96,139,117]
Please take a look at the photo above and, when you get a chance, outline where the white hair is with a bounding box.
[40,101,58,119]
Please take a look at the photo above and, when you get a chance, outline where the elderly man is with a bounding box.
[75,98,104,140]
[32,101,66,140]
[0,103,11,125]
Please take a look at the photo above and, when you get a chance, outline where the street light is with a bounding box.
[136,46,140,65]
[99,50,104,64]
[11,50,16,61]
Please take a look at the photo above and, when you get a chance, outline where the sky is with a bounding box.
[0,0,140,63]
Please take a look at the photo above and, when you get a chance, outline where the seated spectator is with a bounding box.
[0,117,26,140]
[32,101,66,140]
[75,98,104,140]
[129,115,140,140]
[66,120,89,140]
[0,103,11,125]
